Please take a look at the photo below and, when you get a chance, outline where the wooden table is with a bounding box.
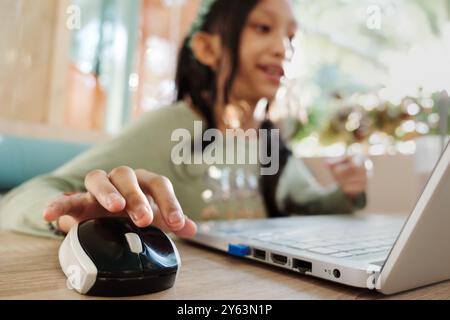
[1,231,449,300]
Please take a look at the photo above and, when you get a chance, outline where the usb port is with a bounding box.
[292,259,312,274]
[253,249,266,260]
[271,253,288,265]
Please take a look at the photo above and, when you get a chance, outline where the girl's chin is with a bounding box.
[236,84,280,103]
[256,85,280,100]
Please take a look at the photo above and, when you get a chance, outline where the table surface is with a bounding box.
[1,231,449,300]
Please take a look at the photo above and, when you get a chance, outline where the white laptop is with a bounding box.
[187,142,450,295]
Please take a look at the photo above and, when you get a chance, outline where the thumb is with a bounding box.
[43,192,97,222]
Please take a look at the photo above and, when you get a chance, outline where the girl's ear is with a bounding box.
[191,32,222,70]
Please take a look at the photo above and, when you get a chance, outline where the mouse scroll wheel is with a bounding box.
[125,233,144,254]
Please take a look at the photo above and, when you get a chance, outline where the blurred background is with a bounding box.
[1,0,449,215]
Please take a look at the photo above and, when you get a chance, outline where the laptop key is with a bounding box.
[363,240,386,247]
[308,247,339,255]
[348,249,370,255]
[308,240,334,247]
[269,240,292,246]
[364,247,384,253]
[287,243,317,250]
[328,244,364,251]
[331,252,353,258]
[329,239,354,245]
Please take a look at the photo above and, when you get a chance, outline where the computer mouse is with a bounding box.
[58,217,181,297]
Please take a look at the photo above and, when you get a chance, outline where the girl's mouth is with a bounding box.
[256,64,285,84]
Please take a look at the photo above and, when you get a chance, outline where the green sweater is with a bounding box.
[0,101,365,238]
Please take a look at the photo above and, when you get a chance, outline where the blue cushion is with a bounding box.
[0,135,92,191]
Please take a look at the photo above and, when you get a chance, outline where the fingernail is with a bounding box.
[130,205,149,222]
[107,193,122,208]
[130,210,143,222]
[168,211,183,224]
[46,203,61,214]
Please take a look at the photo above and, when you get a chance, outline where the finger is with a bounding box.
[337,176,367,189]
[136,170,185,231]
[341,182,367,195]
[150,210,197,238]
[85,169,126,213]
[335,167,367,182]
[339,180,368,190]
[326,156,352,168]
[108,166,153,227]
[339,170,367,186]
[330,162,361,180]
[141,196,196,237]
[173,218,197,238]
[43,192,97,222]
[57,215,78,233]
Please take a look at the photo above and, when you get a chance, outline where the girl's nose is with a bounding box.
[272,36,294,61]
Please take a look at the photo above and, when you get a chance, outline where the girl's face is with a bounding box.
[230,0,297,106]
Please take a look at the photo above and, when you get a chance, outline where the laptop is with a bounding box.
[187,142,450,294]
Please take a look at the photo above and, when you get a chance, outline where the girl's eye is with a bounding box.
[254,24,272,34]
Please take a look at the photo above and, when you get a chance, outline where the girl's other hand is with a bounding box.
[42,167,197,238]
[326,156,368,200]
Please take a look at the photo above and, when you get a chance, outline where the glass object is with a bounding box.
[200,164,263,221]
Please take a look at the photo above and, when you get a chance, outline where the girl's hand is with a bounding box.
[327,156,368,200]
[43,167,197,238]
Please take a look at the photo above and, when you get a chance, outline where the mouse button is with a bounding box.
[135,226,174,255]
[125,232,144,254]
[78,219,143,276]
[139,245,178,273]
[137,228,178,272]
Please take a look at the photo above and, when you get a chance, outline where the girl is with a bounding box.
[0,0,367,238]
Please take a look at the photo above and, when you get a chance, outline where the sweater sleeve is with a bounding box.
[275,156,367,216]
[0,108,175,238]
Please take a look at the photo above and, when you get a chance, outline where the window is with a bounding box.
[284,0,450,158]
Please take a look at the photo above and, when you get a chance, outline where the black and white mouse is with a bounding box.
[59,217,181,297]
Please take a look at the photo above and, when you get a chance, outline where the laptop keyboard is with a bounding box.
[239,227,398,259]
[200,215,406,259]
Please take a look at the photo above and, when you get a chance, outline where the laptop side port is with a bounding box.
[292,259,312,274]
[271,253,288,265]
[253,249,267,260]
